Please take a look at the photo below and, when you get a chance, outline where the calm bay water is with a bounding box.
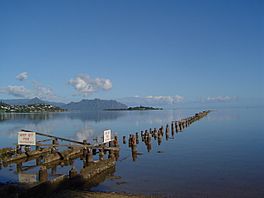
[0,107,263,197]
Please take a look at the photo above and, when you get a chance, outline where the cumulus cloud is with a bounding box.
[205,96,238,103]
[32,81,57,100]
[0,83,58,100]
[95,78,112,90]
[69,75,112,96]
[0,72,61,101]
[0,85,32,98]
[16,72,28,81]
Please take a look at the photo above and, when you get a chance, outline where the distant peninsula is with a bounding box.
[105,105,163,111]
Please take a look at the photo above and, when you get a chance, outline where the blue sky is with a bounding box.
[0,0,263,106]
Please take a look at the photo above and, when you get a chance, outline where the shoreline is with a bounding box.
[0,183,148,198]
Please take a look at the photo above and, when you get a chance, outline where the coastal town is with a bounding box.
[0,102,65,113]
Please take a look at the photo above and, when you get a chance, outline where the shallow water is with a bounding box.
[0,107,263,197]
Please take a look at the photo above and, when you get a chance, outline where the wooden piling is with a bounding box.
[122,136,126,144]
[166,133,169,141]
[171,122,174,133]
[141,131,145,142]
[113,135,118,147]
[108,149,115,160]
[129,134,132,147]
[39,166,48,183]
[147,141,152,152]
[179,122,182,131]
[160,126,164,135]
[99,148,104,161]
[69,167,78,178]
[131,135,137,161]
[86,148,93,164]
[175,122,179,132]
[166,124,169,134]
[158,132,162,145]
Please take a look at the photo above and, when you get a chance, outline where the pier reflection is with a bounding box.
[0,111,125,123]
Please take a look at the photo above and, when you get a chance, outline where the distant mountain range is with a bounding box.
[1,97,65,107]
[1,97,127,111]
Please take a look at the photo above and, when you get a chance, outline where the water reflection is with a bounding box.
[1,108,264,197]
[207,109,240,121]
[66,111,126,122]
[0,110,190,148]
[0,111,125,123]
[0,123,57,139]
[0,113,58,123]
[0,111,126,147]
[74,122,95,142]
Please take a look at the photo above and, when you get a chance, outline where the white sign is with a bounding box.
[103,129,111,143]
[18,173,37,183]
[18,131,36,146]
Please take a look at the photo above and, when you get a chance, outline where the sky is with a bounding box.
[0,0,263,107]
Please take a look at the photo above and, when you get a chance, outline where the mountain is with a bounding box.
[2,97,66,107]
[1,98,127,111]
[64,98,127,111]
[2,98,30,105]
[26,97,45,104]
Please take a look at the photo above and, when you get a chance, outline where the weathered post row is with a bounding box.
[124,110,210,160]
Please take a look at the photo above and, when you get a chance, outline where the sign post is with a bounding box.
[18,131,36,146]
[103,129,111,143]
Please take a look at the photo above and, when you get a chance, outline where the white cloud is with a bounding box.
[95,78,112,90]
[144,95,184,103]
[0,83,58,101]
[0,72,61,101]
[206,96,238,102]
[32,81,57,100]
[16,72,28,81]
[69,75,112,96]
[1,85,32,98]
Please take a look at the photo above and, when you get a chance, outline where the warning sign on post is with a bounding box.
[18,131,36,146]
[18,173,37,183]
[103,129,111,143]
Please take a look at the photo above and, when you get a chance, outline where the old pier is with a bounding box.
[124,110,210,160]
[0,110,210,196]
[0,128,120,196]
